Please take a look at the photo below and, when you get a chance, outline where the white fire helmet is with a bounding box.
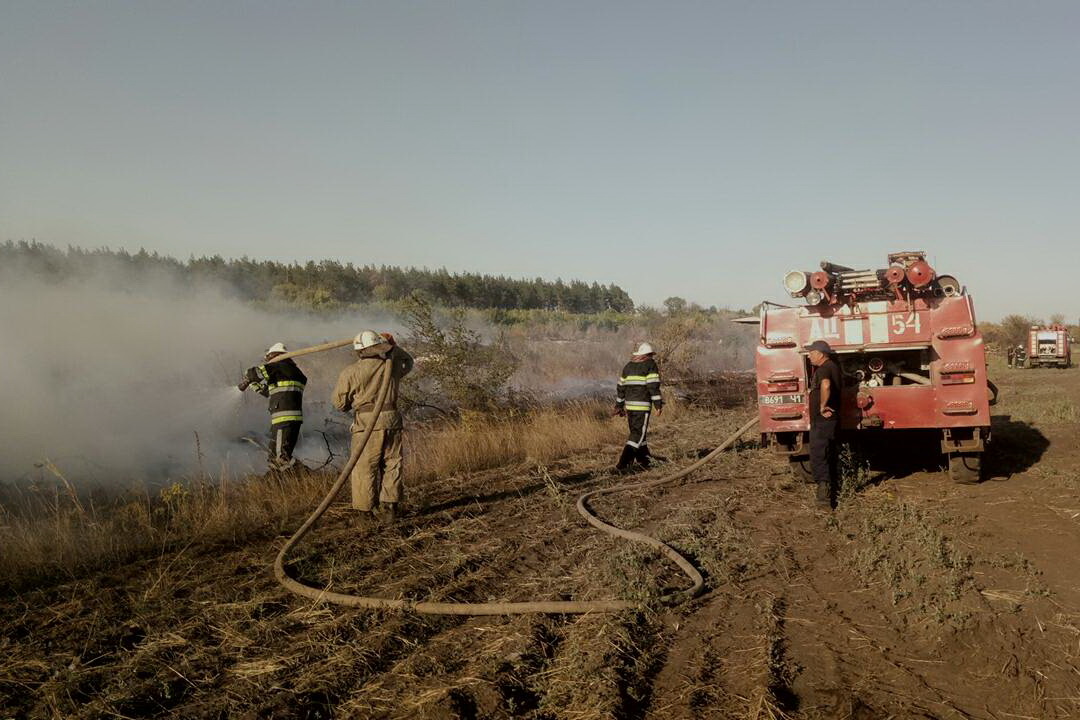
[353,330,382,350]
[634,342,654,356]
[266,342,288,355]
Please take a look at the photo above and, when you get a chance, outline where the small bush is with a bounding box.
[401,294,519,412]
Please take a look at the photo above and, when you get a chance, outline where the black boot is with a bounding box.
[634,445,651,469]
[615,445,635,471]
[815,481,832,509]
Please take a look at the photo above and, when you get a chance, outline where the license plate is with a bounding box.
[759,393,804,406]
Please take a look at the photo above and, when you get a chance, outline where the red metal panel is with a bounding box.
[756,341,809,433]
[757,294,991,436]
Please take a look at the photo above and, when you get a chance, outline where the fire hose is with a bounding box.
[273,350,759,615]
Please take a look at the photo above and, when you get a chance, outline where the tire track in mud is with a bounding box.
[636,454,1080,720]
[783,499,1078,718]
[640,479,798,720]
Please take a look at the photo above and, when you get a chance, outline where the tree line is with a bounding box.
[0,241,635,313]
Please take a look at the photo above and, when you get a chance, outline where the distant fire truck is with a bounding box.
[1025,324,1072,369]
[747,251,995,483]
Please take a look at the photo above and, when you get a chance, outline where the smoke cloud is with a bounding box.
[0,263,387,486]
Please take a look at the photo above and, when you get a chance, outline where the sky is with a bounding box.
[2,1,1078,321]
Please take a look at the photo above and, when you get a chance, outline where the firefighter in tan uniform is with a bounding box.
[332,330,414,522]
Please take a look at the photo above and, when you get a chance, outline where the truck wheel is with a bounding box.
[948,452,982,484]
[789,456,815,484]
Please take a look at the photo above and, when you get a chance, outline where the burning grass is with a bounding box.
[0,399,623,593]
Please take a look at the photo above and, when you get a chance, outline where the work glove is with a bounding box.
[238,378,251,392]
[613,405,626,417]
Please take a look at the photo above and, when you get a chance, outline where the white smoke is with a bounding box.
[0,263,389,486]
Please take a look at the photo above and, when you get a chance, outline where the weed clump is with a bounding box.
[831,495,977,629]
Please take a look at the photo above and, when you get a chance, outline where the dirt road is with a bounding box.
[3,364,1080,718]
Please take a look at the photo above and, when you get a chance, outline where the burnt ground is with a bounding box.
[3,364,1080,719]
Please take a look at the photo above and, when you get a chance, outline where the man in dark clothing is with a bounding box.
[807,340,840,508]
[239,342,307,469]
[1014,344,1026,368]
[614,342,663,470]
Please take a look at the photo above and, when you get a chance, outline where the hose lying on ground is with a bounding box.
[575,413,761,605]
[273,356,760,615]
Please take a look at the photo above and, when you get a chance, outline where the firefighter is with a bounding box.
[806,340,840,508]
[614,342,663,470]
[332,330,414,523]
[1007,346,1015,368]
[238,342,307,469]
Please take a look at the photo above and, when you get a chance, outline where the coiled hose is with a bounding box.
[274,358,759,614]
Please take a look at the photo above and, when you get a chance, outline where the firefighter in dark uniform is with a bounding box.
[239,342,307,469]
[614,342,663,470]
[807,340,840,508]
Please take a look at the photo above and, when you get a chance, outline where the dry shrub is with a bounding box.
[407,400,621,482]
[401,293,519,412]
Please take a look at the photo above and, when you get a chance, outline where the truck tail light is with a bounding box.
[767,381,799,393]
[856,392,873,409]
[765,371,799,392]
[940,361,977,385]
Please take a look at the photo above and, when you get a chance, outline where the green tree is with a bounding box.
[999,314,1042,348]
[663,296,688,316]
[400,295,519,412]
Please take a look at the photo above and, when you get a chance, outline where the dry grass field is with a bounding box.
[3,363,1080,719]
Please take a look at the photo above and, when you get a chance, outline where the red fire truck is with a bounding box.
[749,251,994,483]
[1025,324,1072,368]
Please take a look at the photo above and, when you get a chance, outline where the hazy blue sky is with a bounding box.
[2,1,1078,320]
